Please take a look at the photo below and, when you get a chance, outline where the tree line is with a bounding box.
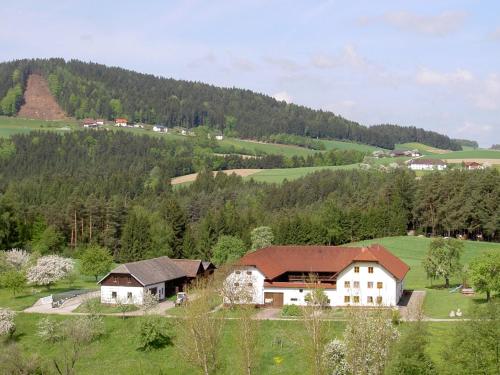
[0,131,498,263]
[0,58,464,150]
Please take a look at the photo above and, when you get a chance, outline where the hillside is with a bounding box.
[0,58,464,150]
[18,74,67,120]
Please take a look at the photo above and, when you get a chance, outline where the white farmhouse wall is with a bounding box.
[146,282,166,301]
[409,164,446,171]
[262,286,337,306]
[101,285,144,305]
[336,262,399,306]
[224,266,265,305]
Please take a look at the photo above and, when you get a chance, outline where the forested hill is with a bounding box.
[0,58,462,150]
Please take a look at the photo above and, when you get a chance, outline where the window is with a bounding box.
[344,281,350,288]
[247,283,253,287]
[111,291,117,299]
[235,271,241,274]
[113,276,118,283]
[234,283,240,287]
[246,271,252,275]
[354,266,359,273]
[367,296,373,303]
[291,298,298,302]
[367,282,373,288]
[368,266,374,274]
[376,296,383,304]
[127,276,132,284]
[353,281,360,288]
[344,296,350,303]
[377,282,383,289]
[353,296,360,303]
[299,289,303,293]
[127,292,132,300]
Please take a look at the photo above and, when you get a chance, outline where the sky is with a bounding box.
[1,1,500,146]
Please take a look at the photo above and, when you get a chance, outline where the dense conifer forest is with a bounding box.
[0,58,463,150]
[0,131,497,262]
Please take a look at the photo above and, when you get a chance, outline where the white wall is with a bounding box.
[101,285,144,305]
[409,164,446,171]
[224,266,265,304]
[335,262,399,306]
[145,282,165,301]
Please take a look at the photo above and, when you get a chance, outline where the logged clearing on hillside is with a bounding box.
[171,169,260,185]
[18,74,68,120]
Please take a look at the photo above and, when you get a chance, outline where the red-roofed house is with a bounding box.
[463,161,484,170]
[115,118,128,127]
[225,244,409,307]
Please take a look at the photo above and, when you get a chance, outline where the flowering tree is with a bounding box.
[4,249,31,270]
[323,339,348,375]
[0,308,16,338]
[26,255,74,289]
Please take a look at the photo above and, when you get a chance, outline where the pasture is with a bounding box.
[0,116,77,137]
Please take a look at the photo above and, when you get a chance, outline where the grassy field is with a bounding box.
[427,149,500,159]
[0,116,77,137]
[395,142,449,155]
[320,139,382,152]
[219,137,319,157]
[352,236,500,318]
[246,164,360,183]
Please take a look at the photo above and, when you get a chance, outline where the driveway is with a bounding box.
[398,290,426,320]
[254,308,281,320]
[24,291,100,314]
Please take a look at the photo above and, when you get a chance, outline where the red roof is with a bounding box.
[237,244,409,280]
[409,158,446,165]
[464,161,482,167]
[115,118,128,122]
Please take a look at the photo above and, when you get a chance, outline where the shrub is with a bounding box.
[281,304,301,317]
[37,317,62,343]
[137,316,172,350]
[0,308,16,338]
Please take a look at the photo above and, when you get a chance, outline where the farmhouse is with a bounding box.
[408,158,447,171]
[153,125,168,133]
[115,118,128,127]
[82,118,98,128]
[225,244,409,307]
[99,256,213,305]
[464,161,484,170]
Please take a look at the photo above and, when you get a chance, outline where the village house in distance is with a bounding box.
[225,244,409,307]
[408,158,447,171]
[99,257,215,304]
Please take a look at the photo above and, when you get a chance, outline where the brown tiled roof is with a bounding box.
[237,244,409,280]
[106,256,185,286]
[264,281,336,289]
[170,259,203,278]
[409,158,446,165]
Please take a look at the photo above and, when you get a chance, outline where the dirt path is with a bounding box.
[18,74,68,120]
[171,169,260,185]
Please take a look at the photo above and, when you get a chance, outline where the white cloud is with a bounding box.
[312,45,369,70]
[264,57,302,72]
[231,58,257,72]
[273,91,293,103]
[362,10,467,36]
[472,74,500,110]
[456,121,493,134]
[415,68,473,85]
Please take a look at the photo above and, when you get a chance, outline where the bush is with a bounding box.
[137,316,172,350]
[281,304,301,317]
[391,309,401,325]
[37,317,62,343]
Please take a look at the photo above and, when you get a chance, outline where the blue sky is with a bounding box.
[2,1,500,146]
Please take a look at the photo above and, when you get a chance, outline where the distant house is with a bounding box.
[82,118,98,128]
[215,135,224,141]
[170,259,206,283]
[115,118,128,127]
[153,125,168,133]
[389,150,407,157]
[96,119,105,125]
[202,261,216,276]
[181,129,187,136]
[464,161,484,170]
[225,244,409,307]
[408,158,447,171]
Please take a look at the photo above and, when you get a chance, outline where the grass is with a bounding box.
[320,139,383,152]
[0,116,77,137]
[351,236,500,318]
[246,164,360,183]
[427,149,500,159]
[73,297,140,314]
[395,142,449,155]
[219,137,318,157]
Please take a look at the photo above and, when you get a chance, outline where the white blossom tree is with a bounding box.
[26,255,74,289]
[323,339,348,375]
[4,249,31,270]
[0,308,16,338]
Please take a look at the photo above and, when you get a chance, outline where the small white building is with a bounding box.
[215,135,224,141]
[99,257,187,305]
[225,244,409,308]
[115,118,128,127]
[153,125,168,133]
[408,158,447,171]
